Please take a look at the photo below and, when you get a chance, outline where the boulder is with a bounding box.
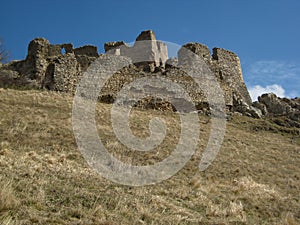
[233,93,262,118]
[255,93,300,127]
[253,101,268,115]
[258,93,293,115]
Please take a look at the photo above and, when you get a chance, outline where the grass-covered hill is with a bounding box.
[0,88,299,224]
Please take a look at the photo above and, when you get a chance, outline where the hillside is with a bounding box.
[0,88,299,224]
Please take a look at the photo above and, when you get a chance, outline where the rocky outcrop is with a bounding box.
[254,93,300,127]
[232,93,263,118]
[258,93,294,115]
[258,93,299,116]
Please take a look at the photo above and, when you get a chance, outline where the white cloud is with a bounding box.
[248,84,286,101]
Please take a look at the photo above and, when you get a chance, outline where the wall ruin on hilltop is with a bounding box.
[2,38,98,92]
[0,30,256,115]
[105,30,168,71]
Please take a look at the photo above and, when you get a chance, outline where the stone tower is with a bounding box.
[104,30,168,70]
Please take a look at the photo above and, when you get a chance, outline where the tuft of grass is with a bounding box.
[0,214,14,225]
[0,180,19,213]
[0,179,19,225]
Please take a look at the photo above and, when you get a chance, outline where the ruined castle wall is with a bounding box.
[2,38,99,91]
[42,54,81,93]
[48,44,64,56]
[104,41,128,53]
[179,43,211,65]
[0,30,254,115]
[24,38,50,80]
[105,30,168,68]
[48,43,74,56]
[123,41,168,67]
[177,43,251,108]
[156,42,168,66]
[212,48,252,106]
[74,46,98,57]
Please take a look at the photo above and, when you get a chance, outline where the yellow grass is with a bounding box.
[0,88,299,224]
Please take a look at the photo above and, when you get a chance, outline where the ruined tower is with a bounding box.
[104,30,168,71]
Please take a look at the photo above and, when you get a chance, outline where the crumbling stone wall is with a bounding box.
[74,46,98,57]
[212,48,252,105]
[179,43,211,65]
[105,30,168,70]
[176,42,252,111]
[1,38,98,92]
[0,30,256,115]
[104,41,127,52]
[42,54,82,92]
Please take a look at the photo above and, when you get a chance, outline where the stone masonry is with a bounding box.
[1,29,292,119]
[105,30,168,71]
[1,38,98,92]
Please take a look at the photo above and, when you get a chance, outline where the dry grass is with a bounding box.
[0,180,19,212]
[0,178,19,225]
[0,88,299,224]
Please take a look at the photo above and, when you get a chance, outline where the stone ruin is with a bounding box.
[0,38,98,92]
[0,30,299,125]
[105,30,168,70]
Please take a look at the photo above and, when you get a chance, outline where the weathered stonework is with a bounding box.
[1,37,98,92]
[42,53,82,92]
[212,48,252,105]
[176,43,252,111]
[2,29,295,120]
[179,43,211,65]
[104,41,128,53]
[105,30,168,70]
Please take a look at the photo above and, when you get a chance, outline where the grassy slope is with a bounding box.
[0,88,299,225]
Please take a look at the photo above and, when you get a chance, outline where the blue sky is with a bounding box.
[1,0,299,100]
